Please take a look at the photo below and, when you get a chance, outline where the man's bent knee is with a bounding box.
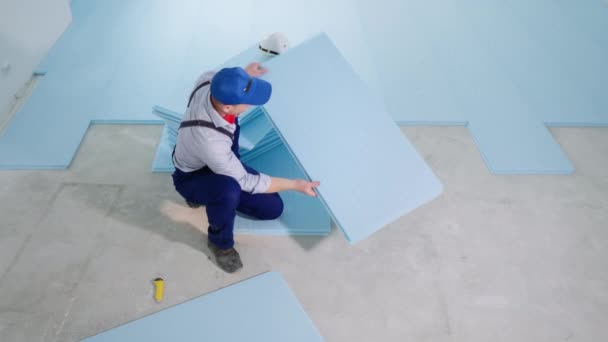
[215,176,242,208]
[259,194,284,220]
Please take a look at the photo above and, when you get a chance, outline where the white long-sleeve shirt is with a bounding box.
[172,71,271,194]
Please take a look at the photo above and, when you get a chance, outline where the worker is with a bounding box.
[172,35,319,273]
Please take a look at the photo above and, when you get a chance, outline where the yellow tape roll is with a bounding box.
[153,278,164,302]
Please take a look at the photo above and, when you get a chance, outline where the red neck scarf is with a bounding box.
[222,114,236,124]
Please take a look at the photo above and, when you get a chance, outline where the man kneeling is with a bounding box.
[172,63,319,273]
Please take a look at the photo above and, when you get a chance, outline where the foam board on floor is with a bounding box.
[151,125,175,173]
[355,0,608,174]
[1,0,258,169]
[6,0,602,172]
[468,116,574,174]
[260,33,443,243]
[82,272,324,342]
[0,111,91,169]
[451,0,603,127]
[505,0,608,115]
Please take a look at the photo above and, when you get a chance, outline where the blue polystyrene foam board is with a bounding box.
[82,272,324,342]
[355,0,608,174]
[236,144,331,235]
[450,0,601,124]
[0,0,189,169]
[238,106,265,126]
[398,1,574,174]
[238,113,275,151]
[241,130,281,154]
[240,140,283,162]
[240,137,280,158]
[506,0,608,113]
[240,137,283,164]
[468,118,574,174]
[7,0,606,173]
[259,33,443,243]
[242,131,280,150]
[0,90,92,170]
[156,5,373,115]
[2,0,266,170]
[151,125,175,173]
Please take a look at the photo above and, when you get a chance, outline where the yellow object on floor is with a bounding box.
[153,278,164,303]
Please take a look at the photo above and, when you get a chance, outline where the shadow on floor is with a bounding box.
[79,184,327,271]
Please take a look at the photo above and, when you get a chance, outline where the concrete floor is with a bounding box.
[0,124,606,341]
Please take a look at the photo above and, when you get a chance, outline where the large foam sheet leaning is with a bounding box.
[82,272,324,342]
[260,34,443,243]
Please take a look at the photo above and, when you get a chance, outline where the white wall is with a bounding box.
[0,0,71,114]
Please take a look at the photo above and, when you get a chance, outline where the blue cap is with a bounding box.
[210,67,272,105]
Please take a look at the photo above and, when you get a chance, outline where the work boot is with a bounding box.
[207,240,243,273]
[186,200,201,209]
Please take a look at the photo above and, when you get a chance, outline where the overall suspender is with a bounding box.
[180,80,234,140]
